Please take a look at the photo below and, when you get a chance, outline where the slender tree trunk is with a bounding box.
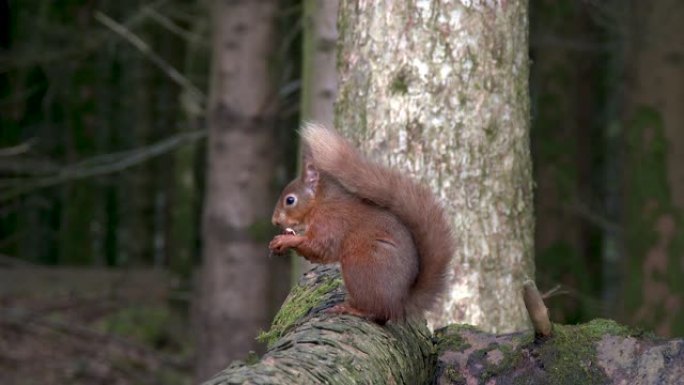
[171,0,210,276]
[149,18,185,268]
[294,0,339,278]
[300,0,338,126]
[120,2,155,266]
[337,0,533,332]
[622,0,684,337]
[195,0,284,381]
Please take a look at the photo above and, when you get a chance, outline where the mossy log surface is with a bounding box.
[203,264,684,385]
[202,265,435,385]
[435,320,684,385]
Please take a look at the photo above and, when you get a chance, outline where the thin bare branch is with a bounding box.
[143,7,209,47]
[563,201,622,235]
[541,284,567,299]
[0,130,206,202]
[0,0,170,72]
[94,11,206,105]
[0,139,37,157]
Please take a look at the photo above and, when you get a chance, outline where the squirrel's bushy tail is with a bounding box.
[302,123,455,315]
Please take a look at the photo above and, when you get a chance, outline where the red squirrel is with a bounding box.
[269,123,455,323]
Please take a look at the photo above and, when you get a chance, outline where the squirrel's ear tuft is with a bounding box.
[301,122,347,170]
[301,141,313,161]
[302,159,319,192]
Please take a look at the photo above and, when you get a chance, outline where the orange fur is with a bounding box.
[270,124,455,322]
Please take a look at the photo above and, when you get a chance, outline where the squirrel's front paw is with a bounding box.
[269,234,298,254]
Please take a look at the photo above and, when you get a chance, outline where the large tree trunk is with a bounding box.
[195,0,284,381]
[622,0,684,337]
[336,0,534,332]
[203,265,684,385]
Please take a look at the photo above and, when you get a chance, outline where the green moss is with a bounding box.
[581,318,634,337]
[336,9,349,71]
[531,320,635,384]
[257,277,343,347]
[434,324,481,353]
[476,343,520,382]
[436,331,471,353]
[444,367,466,384]
[244,351,260,365]
[484,122,498,142]
[390,69,409,95]
[436,325,531,384]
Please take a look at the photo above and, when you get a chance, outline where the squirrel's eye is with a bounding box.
[285,195,297,206]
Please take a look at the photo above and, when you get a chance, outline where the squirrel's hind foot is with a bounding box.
[326,303,388,325]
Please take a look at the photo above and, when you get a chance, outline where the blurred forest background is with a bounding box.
[0,0,682,384]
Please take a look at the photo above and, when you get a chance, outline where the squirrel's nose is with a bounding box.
[272,214,280,228]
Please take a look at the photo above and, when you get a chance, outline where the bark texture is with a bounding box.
[301,0,338,127]
[435,320,684,385]
[195,0,283,381]
[203,265,684,385]
[203,265,436,385]
[336,0,534,332]
[294,0,340,277]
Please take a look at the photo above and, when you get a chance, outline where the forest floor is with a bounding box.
[0,267,193,385]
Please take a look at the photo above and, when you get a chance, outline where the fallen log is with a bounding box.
[204,265,684,385]
[435,319,684,384]
[203,265,435,385]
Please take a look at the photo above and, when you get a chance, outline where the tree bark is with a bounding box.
[293,0,339,278]
[300,0,338,127]
[434,319,684,384]
[336,0,534,332]
[195,0,284,381]
[204,265,684,385]
[203,265,436,385]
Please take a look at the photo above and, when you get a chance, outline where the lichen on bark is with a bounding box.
[206,268,684,385]
[337,0,534,332]
[206,265,436,385]
[434,318,684,385]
